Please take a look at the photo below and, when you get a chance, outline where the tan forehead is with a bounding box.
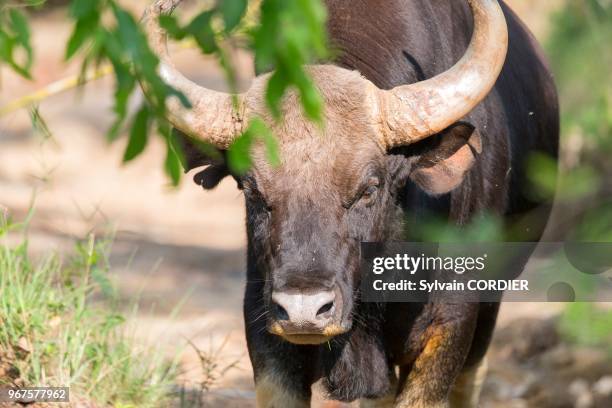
[246,65,384,185]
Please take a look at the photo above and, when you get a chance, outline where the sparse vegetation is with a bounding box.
[0,213,179,407]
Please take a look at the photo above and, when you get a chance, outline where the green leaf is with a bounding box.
[164,139,182,186]
[265,70,287,120]
[108,59,136,141]
[112,4,143,58]
[256,121,281,167]
[65,15,99,60]
[69,0,100,19]
[159,15,186,40]
[4,9,33,78]
[228,118,280,174]
[187,11,217,54]
[217,47,238,94]
[251,0,328,122]
[227,131,254,174]
[253,0,280,72]
[167,85,192,109]
[9,9,31,47]
[0,31,16,68]
[123,105,150,162]
[297,75,324,122]
[219,0,248,32]
[162,123,183,186]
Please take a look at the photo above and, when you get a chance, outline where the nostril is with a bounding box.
[272,291,335,324]
[272,302,289,321]
[316,301,334,317]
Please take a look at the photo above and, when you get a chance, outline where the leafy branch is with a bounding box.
[0,0,329,184]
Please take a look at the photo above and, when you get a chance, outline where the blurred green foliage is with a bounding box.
[546,0,612,347]
[0,3,34,78]
[559,302,612,353]
[0,0,329,184]
[547,0,612,154]
[536,0,612,242]
[253,0,329,121]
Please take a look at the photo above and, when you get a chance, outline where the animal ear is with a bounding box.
[173,128,232,190]
[409,123,482,195]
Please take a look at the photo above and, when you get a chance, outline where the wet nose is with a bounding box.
[271,290,335,331]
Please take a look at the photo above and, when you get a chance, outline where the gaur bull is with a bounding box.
[141,0,559,406]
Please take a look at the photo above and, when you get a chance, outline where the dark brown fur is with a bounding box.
[180,0,559,405]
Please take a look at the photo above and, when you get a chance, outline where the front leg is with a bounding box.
[247,317,316,408]
[360,371,398,408]
[255,372,310,408]
[449,357,488,408]
[396,303,479,408]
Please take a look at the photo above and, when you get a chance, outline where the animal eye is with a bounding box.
[343,177,381,209]
[360,178,380,203]
[363,185,378,198]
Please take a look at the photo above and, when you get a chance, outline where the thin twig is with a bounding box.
[0,40,200,117]
[0,64,113,117]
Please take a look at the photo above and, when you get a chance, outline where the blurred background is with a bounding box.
[0,0,611,407]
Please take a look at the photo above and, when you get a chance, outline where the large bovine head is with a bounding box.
[143,0,507,345]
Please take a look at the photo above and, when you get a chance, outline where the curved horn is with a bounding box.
[379,0,508,149]
[142,0,243,148]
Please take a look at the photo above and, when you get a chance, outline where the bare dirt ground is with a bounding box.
[2,2,610,407]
